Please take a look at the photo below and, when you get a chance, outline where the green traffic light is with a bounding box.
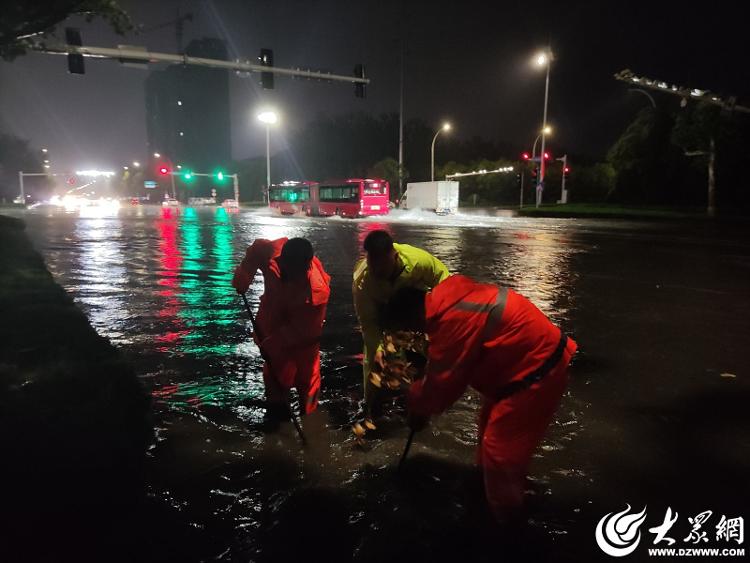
[183,171,194,181]
[216,171,224,181]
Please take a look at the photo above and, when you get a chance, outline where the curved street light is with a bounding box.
[430,122,451,181]
[533,49,553,207]
[532,126,553,159]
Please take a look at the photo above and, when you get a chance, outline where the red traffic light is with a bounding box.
[158,166,170,176]
[521,152,530,160]
[67,176,77,186]
[543,152,551,160]
[563,166,570,173]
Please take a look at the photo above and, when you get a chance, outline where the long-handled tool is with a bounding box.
[241,292,307,445]
[398,428,416,471]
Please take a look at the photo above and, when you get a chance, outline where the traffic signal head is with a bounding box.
[65,28,85,75]
[183,170,194,181]
[543,152,551,160]
[216,171,225,181]
[521,152,530,161]
[354,64,366,98]
[259,48,274,89]
[159,166,170,176]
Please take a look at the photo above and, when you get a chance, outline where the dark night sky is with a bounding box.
[1,0,748,173]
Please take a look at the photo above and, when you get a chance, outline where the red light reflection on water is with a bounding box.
[155,214,187,349]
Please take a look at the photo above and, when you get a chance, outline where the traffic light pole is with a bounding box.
[614,69,750,114]
[17,171,67,202]
[34,43,370,87]
[556,154,568,204]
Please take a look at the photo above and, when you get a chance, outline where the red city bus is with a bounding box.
[268,181,319,215]
[316,178,390,218]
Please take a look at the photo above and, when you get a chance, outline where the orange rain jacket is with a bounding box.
[408,274,577,416]
[232,238,330,412]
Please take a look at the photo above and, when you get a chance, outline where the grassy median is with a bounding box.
[518,203,704,220]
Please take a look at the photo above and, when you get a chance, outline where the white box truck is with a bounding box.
[402,181,459,214]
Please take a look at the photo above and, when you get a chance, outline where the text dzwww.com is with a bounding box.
[648,548,745,557]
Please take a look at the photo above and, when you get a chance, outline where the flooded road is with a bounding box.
[19,206,750,561]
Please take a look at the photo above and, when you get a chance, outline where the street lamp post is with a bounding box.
[430,122,451,182]
[257,110,279,204]
[535,50,553,207]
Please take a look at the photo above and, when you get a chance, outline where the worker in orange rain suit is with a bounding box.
[232,237,331,418]
[385,275,577,521]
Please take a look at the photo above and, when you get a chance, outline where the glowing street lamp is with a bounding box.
[153,152,161,158]
[133,161,141,168]
[532,126,553,159]
[257,110,278,125]
[431,122,451,181]
[256,109,279,202]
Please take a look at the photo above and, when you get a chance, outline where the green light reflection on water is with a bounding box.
[168,207,261,406]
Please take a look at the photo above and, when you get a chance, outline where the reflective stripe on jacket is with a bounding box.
[408,274,577,416]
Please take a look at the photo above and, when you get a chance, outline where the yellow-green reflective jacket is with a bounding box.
[353,243,450,380]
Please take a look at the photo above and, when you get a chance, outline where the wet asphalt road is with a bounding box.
[18,205,750,562]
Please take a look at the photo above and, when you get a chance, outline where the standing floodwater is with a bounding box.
[19,206,750,562]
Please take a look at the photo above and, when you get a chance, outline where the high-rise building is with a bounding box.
[145,38,231,194]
